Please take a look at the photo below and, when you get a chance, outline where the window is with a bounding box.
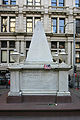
[75,0,80,7]
[10,0,16,5]
[9,41,15,48]
[35,0,40,5]
[3,0,8,5]
[26,17,33,33]
[27,0,33,5]
[59,42,65,49]
[51,18,57,33]
[76,19,80,34]
[10,17,16,32]
[76,42,80,49]
[1,50,7,63]
[9,50,14,63]
[59,0,64,7]
[1,41,7,48]
[76,51,80,63]
[51,0,57,7]
[34,17,41,26]
[26,41,31,48]
[59,18,65,33]
[51,42,57,49]
[1,17,7,32]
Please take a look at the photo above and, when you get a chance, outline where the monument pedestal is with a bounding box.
[7,63,71,103]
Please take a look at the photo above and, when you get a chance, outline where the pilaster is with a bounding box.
[7,16,9,33]
[8,71,21,96]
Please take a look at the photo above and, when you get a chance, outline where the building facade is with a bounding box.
[0,0,80,78]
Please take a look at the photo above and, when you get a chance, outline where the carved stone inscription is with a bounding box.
[21,70,58,91]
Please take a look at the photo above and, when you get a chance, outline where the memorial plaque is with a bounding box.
[21,70,58,94]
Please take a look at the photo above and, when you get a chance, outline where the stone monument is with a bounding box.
[7,22,71,103]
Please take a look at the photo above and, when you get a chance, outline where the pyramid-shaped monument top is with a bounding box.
[26,21,53,63]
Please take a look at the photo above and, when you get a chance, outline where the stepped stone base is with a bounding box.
[7,95,72,103]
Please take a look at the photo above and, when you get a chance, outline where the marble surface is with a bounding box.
[26,21,53,63]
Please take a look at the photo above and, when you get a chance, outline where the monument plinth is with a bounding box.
[7,22,71,103]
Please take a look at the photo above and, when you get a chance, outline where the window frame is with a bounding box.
[51,41,57,49]
[3,0,8,5]
[34,17,41,27]
[27,0,33,5]
[76,19,80,34]
[9,41,15,48]
[9,17,16,32]
[1,50,7,63]
[59,0,64,7]
[51,18,57,33]
[9,50,14,63]
[1,16,7,32]
[26,17,33,33]
[34,0,41,6]
[75,0,80,7]
[26,41,31,48]
[76,51,80,63]
[1,41,7,48]
[10,0,16,5]
[59,42,65,49]
[51,0,57,7]
[59,18,65,33]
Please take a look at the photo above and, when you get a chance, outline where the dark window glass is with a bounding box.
[26,17,33,33]
[59,42,65,49]
[76,51,80,63]
[51,18,57,33]
[1,50,7,63]
[27,0,33,5]
[59,18,65,33]
[1,17,7,32]
[9,41,15,48]
[76,42,80,49]
[59,0,64,7]
[76,19,80,34]
[9,17,16,32]
[51,42,57,49]
[26,41,31,48]
[10,0,16,5]
[1,41,7,48]
[51,0,57,6]
[75,0,80,7]
[3,0,8,5]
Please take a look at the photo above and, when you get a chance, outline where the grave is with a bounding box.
[7,22,71,103]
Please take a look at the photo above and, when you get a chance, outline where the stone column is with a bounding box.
[7,41,9,64]
[57,70,70,96]
[21,37,24,54]
[8,71,21,96]
[18,14,24,32]
[15,16,18,32]
[7,16,9,32]
[23,16,26,32]
[67,40,72,65]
